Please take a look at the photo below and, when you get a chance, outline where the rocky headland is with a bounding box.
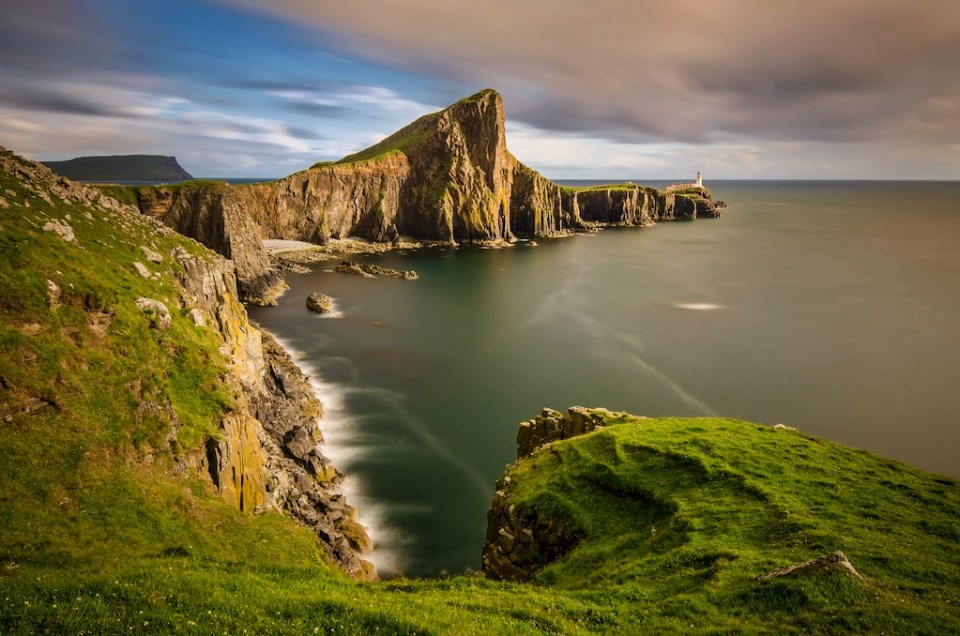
[128,90,723,305]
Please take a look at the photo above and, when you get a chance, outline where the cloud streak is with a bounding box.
[221,1,960,149]
[2,0,958,177]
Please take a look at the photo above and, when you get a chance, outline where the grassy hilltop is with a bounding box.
[1,147,959,634]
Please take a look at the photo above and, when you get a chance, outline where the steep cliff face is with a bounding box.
[264,155,409,243]
[0,145,372,579]
[510,160,581,236]
[170,238,375,579]
[137,184,287,305]
[132,89,723,303]
[395,91,514,242]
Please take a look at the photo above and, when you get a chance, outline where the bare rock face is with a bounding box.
[250,332,376,580]
[510,160,578,237]
[129,90,723,305]
[258,154,410,244]
[516,406,619,459]
[482,483,586,583]
[136,184,287,306]
[171,244,374,579]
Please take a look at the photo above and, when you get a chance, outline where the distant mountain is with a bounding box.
[42,154,193,181]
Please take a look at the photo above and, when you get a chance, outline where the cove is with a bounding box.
[248,180,960,578]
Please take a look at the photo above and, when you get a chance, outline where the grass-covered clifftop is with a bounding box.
[2,146,958,634]
[485,409,960,632]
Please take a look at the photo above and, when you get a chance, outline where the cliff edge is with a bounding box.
[130,90,723,304]
[0,146,374,579]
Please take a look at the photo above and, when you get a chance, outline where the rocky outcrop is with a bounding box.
[251,332,375,580]
[516,406,617,458]
[482,480,586,583]
[131,90,723,303]
[306,292,333,314]
[171,244,375,579]
[484,406,625,582]
[510,160,581,236]
[137,184,287,305]
[335,260,417,280]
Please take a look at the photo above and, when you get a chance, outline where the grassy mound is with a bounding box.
[493,413,960,632]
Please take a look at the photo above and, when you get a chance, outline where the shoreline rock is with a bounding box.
[306,292,333,314]
[335,260,417,280]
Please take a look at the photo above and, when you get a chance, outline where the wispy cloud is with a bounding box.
[217,0,960,177]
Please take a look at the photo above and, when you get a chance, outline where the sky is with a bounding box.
[1,0,958,180]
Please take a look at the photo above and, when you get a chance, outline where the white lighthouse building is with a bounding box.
[696,171,703,187]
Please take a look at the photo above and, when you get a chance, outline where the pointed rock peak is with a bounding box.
[448,89,504,117]
[333,89,506,166]
[459,89,502,105]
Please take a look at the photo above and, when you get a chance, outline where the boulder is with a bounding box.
[135,297,171,330]
[140,245,163,263]
[42,219,75,243]
[133,261,151,278]
[306,292,333,313]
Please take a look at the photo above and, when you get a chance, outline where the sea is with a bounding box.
[247,180,960,579]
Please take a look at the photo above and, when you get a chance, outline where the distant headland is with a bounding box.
[41,154,193,182]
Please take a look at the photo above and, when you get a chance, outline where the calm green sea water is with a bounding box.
[248,180,960,578]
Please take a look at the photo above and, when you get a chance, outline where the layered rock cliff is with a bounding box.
[0,146,373,579]
[132,90,722,304]
[172,242,375,579]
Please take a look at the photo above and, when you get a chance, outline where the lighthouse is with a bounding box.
[696,171,702,187]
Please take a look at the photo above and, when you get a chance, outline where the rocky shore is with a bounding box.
[1,146,375,580]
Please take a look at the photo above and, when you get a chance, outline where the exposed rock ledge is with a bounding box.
[516,406,625,459]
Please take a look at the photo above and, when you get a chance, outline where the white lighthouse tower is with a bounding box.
[696,171,703,187]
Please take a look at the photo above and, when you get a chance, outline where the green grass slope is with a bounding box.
[1,149,959,634]
[496,413,960,633]
[326,112,439,167]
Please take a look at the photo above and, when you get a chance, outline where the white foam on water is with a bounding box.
[267,334,405,576]
[674,302,722,311]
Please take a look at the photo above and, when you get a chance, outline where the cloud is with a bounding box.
[218,0,960,149]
